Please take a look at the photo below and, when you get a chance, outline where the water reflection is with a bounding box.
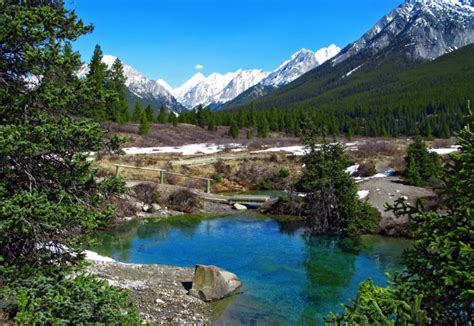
[91,215,410,324]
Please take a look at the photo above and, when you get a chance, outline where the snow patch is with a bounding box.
[122,143,244,156]
[251,145,308,156]
[357,190,370,199]
[428,146,460,155]
[84,250,115,262]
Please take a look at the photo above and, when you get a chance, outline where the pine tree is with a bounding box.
[171,112,178,127]
[0,1,140,323]
[85,44,108,121]
[258,116,270,138]
[249,102,257,128]
[145,104,154,123]
[139,114,150,135]
[132,101,143,122]
[108,58,129,124]
[246,130,253,140]
[405,156,422,186]
[228,118,240,139]
[157,105,168,124]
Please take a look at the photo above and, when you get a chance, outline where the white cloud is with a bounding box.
[194,64,204,70]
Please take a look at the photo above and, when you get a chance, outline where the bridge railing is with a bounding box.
[114,164,213,193]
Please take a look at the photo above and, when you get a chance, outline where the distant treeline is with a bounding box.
[174,100,469,139]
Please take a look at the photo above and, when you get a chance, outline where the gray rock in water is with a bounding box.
[233,203,247,211]
[189,265,241,302]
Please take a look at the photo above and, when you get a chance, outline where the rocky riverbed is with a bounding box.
[87,261,213,325]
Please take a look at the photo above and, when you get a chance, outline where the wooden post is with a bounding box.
[206,179,211,194]
[160,171,165,184]
[115,165,120,177]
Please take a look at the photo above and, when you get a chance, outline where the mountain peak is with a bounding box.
[332,0,474,65]
[102,54,118,68]
[261,44,341,87]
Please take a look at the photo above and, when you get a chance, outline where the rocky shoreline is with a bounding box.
[87,260,215,325]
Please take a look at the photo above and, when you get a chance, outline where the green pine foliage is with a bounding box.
[228,118,240,139]
[139,114,150,135]
[328,116,474,324]
[404,137,442,186]
[145,104,154,123]
[132,101,143,122]
[326,279,428,325]
[157,105,168,124]
[297,138,380,234]
[0,1,139,323]
[184,46,473,139]
[108,58,130,124]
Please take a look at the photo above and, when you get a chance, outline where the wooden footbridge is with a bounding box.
[114,164,271,205]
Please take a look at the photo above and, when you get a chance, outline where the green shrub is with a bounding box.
[325,279,428,325]
[278,168,290,178]
[2,273,141,325]
[256,178,274,190]
[345,201,381,235]
[404,137,442,186]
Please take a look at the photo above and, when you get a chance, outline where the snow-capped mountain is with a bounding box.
[262,45,340,87]
[215,69,269,104]
[172,71,238,109]
[333,0,474,65]
[78,55,184,112]
[227,0,474,112]
[174,44,340,109]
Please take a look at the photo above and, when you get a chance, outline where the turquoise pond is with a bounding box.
[91,214,411,325]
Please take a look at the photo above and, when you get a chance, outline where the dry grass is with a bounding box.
[104,122,300,148]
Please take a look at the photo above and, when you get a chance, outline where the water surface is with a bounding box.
[92,215,411,325]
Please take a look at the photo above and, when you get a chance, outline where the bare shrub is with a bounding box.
[166,189,202,213]
[165,173,179,185]
[356,141,398,158]
[389,156,406,174]
[433,138,455,148]
[132,183,157,204]
[214,160,232,177]
[356,161,377,177]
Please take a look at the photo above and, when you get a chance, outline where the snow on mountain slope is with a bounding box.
[174,44,340,109]
[332,0,474,65]
[261,44,340,86]
[174,72,237,109]
[215,69,269,104]
[78,55,184,111]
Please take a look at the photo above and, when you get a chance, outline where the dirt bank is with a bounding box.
[357,176,436,236]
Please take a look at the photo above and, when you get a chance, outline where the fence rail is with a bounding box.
[114,164,213,193]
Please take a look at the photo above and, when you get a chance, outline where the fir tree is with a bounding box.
[228,118,240,139]
[132,101,143,122]
[246,130,253,140]
[85,44,108,121]
[145,104,154,123]
[0,1,139,323]
[258,116,270,138]
[139,114,150,135]
[157,105,168,124]
[108,58,129,124]
[171,112,178,127]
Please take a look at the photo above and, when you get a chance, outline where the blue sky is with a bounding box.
[69,0,402,88]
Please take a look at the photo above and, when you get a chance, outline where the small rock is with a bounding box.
[142,204,151,212]
[233,203,247,211]
[155,298,165,304]
[151,203,161,212]
[189,264,241,302]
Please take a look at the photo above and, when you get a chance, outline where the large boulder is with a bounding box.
[189,265,241,302]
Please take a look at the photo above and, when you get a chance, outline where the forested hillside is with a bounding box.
[213,45,473,138]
